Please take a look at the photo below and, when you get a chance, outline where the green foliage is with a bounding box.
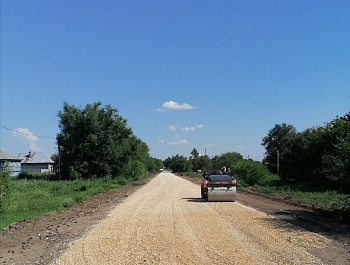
[189,153,210,172]
[0,168,13,213]
[18,171,58,181]
[209,152,268,186]
[231,160,269,186]
[190,148,199,159]
[181,171,203,178]
[57,102,154,180]
[280,127,327,184]
[142,157,164,174]
[164,155,191,173]
[213,152,243,172]
[323,134,350,192]
[123,160,148,180]
[261,123,296,174]
[68,166,81,180]
[197,155,210,171]
[262,111,350,193]
[255,185,350,211]
[153,158,164,172]
[189,148,210,172]
[51,153,59,165]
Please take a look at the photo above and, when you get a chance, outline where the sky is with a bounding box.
[1,0,349,161]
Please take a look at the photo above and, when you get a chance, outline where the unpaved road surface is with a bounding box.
[52,172,332,264]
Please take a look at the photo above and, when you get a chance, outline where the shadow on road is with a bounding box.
[182,198,207,203]
[182,198,238,203]
[265,209,350,241]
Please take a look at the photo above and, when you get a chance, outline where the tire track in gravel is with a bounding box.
[52,172,330,265]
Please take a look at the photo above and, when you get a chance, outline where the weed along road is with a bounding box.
[53,172,329,265]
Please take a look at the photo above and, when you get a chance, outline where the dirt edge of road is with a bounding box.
[1,174,349,265]
[0,176,154,265]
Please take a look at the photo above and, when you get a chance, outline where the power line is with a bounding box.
[0,125,56,139]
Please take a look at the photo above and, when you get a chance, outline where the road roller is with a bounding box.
[201,172,236,202]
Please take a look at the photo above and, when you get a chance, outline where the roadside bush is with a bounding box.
[0,168,13,213]
[68,166,81,180]
[232,160,269,186]
[123,160,148,180]
[18,171,57,181]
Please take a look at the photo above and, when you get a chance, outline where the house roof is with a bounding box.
[18,152,54,164]
[0,149,22,161]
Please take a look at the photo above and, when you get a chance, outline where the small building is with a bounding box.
[0,149,22,176]
[20,151,55,173]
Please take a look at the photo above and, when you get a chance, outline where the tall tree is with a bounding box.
[190,148,199,159]
[190,148,206,172]
[261,123,296,174]
[57,102,150,179]
[280,127,326,183]
[323,112,350,192]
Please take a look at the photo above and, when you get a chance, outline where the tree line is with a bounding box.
[164,149,271,187]
[55,102,349,194]
[262,110,350,193]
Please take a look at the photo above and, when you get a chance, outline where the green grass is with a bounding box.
[255,185,350,210]
[0,176,134,230]
[178,171,203,178]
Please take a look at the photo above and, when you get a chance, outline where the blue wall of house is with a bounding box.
[0,161,21,177]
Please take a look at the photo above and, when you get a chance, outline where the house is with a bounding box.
[0,149,22,176]
[19,151,55,173]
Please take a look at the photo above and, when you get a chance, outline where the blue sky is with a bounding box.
[1,0,349,161]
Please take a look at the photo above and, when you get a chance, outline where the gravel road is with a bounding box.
[52,172,329,265]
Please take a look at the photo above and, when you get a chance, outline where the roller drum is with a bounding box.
[207,186,236,202]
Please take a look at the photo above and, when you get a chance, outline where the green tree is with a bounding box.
[197,155,210,172]
[190,148,208,172]
[264,111,350,190]
[261,123,296,174]
[123,160,147,180]
[323,112,350,192]
[190,148,199,159]
[57,102,151,179]
[146,157,164,173]
[279,128,323,183]
[164,155,191,173]
[214,152,243,172]
[51,153,59,165]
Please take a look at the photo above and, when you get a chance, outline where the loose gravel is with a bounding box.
[52,172,330,265]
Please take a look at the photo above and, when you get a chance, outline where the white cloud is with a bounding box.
[12,127,43,151]
[179,139,188,145]
[12,127,38,141]
[182,126,193,132]
[168,139,189,145]
[168,125,178,131]
[156,101,194,112]
[181,124,204,132]
[157,137,164,144]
